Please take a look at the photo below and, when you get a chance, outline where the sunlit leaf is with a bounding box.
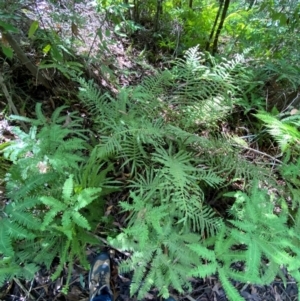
[28,20,39,38]
[42,44,51,54]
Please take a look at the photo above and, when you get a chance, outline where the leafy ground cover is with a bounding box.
[1,0,300,301]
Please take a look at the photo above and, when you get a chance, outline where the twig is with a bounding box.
[0,71,28,131]
[0,29,51,89]
[185,294,197,301]
[87,13,108,61]
[233,143,284,165]
[13,277,36,300]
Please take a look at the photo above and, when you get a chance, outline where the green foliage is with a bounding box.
[255,111,300,154]
[133,46,258,129]
[3,0,300,299]
[77,45,279,300]
[164,3,218,51]
[257,110,300,210]
[78,46,257,132]
[109,192,217,298]
[0,104,109,289]
[97,0,142,36]
[191,185,300,301]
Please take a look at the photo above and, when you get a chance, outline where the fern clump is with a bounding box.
[255,110,300,209]
[0,104,109,290]
[76,45,278,300]
[109,192,219,298]
[201,185,300,301]
[132,46,256,130]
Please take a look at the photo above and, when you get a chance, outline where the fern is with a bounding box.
[76,47,276,299]
[131,46,254,130]
[0,104,111,289]
[255,111,300,154]
[4,104,88,182]
[204,185,298,300]
[109,193,207,298]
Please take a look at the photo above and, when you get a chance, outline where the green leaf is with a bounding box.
[42,44,51,54]
[0,20,18,32]
[40,196,65,210]
[62,175,74,202]
[41,210,60,230]
[20,263,39,279]
[54,225,73,240]
[1,44,13,58]
[0,222,14,256]
[74,187,102,210]
[28,20,39,38]
[51,44,63,62]
[72,212,90,230]
[218,268,245,301]
[5,222,35,240]
[62,211,72,231]
[11,211,40,230]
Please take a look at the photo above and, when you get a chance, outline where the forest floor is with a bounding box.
[0,0,298,300]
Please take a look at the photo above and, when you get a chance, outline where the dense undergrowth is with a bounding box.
[1,46,300,300]
[1,0,300,300]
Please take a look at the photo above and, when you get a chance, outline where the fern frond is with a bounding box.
[132,69,173,104]
[62,175,74,202]
[152,145,199,187]
[75,187,103,210]
[218,268,245,301]
[5,220,35,240]
[255,112,300,153]
[33,236,62,269]
[19,263,40,280]
[0,220,14,256]
[71,212,90,230]
[51,239,71,280]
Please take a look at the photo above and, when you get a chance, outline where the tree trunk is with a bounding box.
[154,0,163,32]
[133,0,139,22]
[205,0,223,52]
[212,0,231,55]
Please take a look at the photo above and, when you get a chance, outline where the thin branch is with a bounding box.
[233,143,284,165]
[0,71,28,131]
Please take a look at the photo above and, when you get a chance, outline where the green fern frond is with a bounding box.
[0,258,23,285]
[255,112,300,153]
[6,171,57,199]
[19,263,40,280]
[152,145,198,185]
[5,208,41,230]
[62,175,74,202]
[260,260,280,284]
[51,239,71,280]
[218,267,245,301]
[132,69,173,104]
[0,221,14,256]
[72,212,90,229]
[33,236,62,269]
[5,220,35,240]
